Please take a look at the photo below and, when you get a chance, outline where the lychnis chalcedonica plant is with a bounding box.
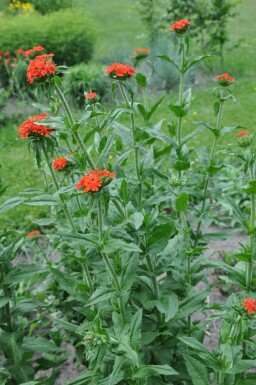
[1,17,256,385]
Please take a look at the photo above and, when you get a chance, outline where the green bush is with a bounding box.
[63,63,110,106]
[24,0,73,14]
[0,9,96,66]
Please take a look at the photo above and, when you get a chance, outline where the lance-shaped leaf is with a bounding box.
[222,193,248,230]
[50,267,89,302]
[184,354,210,385]
[157,55,180,72]
[134,364,178,378]
[86,287,117,306]
[185,54,213,71]
[0,197,25,213]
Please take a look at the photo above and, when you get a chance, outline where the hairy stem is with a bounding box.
[97,198,126,323]
[42,144,93,291]
[119,81,141,207]
[55,83,95,169]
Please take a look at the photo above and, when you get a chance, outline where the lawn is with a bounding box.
[1,0,256,229]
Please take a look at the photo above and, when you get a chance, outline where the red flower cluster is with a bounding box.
[215,73,234,86]
[18,113,54,139]
[243,298,256,314]
[27,53,57,84]
[76,169,115,193]
[131,48,150,59]
[170,19,191,33]
[27,230,41,238]
[25,45,44,57]
[235,130,249,137]
[85,91,97,100]
[53,157,68,170]
[106,63,135,80]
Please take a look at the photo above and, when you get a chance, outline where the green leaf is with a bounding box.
[25,194,59,206]
[235,377,256,385]
[169,104,187,118]
[0,296,10,308]
[60,232,98,247]
[102,239,141,253]
[228,360,256,374]
[5,264,47,284]
[0,331,22,366]
[50,267,89,302]
[135,364,178,378]
[121,253,139,291]
[11,299,45,314]
[175,192,189,212]
[20,382,40,385]
[222,193,247,230]
[97,131,115,166]
[157,55,180,72]
[136,72,147,88]
[181,126,205,146]
[243,181,256,195]
[184,354,209,385]
[129,212,144,229]
[54,76,62,87]
[185,54,213,71]
[0,197,25,213]
[147,222,176,254]
[86,287,116,306]
[173,160,190,171]
[22,337,58,353]
[130,309,142,348]
[159,293,178,322]
[108,356,125,385]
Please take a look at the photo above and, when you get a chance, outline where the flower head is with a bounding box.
[76,169,115,193]
[131,48,150,60]
[235,130,249,137]
[18,113,54,139]
[27,230,41,239]
[24,45,44,58]
[106,63,135,80]
[16,48,26,57]
[243,298,256,314]
[53,157,68,170]
[215,73,234,87]
[85,91,97,100]
[27,53,57,84]
[170,19,191,34]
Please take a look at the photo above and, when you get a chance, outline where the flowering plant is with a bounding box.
[1,22,256,385]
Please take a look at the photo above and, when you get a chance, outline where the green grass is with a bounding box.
[1,0,256,229]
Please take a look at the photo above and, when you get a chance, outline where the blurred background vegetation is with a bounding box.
[0,0,256,230]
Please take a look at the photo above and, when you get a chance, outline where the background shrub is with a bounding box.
[24,0,73,14]
[0,9,96,67]
[63,63,110,106]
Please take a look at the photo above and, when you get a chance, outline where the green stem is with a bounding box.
[54,83,95,169]
[177,39,186,152]
[1,265,12,330]
[92,104,101,139]
[97,199,126,323]
[181,212,192,334]
[42,144,93,291]
[194,94,225,246]
[119,81,141,207]
[247,165,255,292]
[145,255,163,326]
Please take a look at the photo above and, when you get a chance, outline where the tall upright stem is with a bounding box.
[42,144,93,291]
[119,81,141,207]
[246,164,255,292]
[145,254,163,326]
[97,198,126,323]
[177,39,186,153]
[194,91,225,246]
[54,83,95,169]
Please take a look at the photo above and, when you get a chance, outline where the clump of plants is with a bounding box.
[1,18,256,385]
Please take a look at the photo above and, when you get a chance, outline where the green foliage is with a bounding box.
[63,63,110,107]
[0,9,95,67]
[26,0,73,14]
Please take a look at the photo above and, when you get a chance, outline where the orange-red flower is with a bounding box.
[16,48,26,57]
[25,45,45,57]
[27,230,41,238]
[18,113,54,139]
[235,130,249,137]
[53,157,68,170]
[27,53,57,84]
[215,73,234,86]
[76,169,115,193]
[85,91,97,100]
[170,19,191,33]
[106,63,135,80]
[131,48,150,59]
[243,298,256,314]
[4,51,10,57]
